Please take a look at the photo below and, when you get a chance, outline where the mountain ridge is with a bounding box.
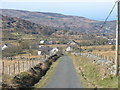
[1,9,116,34]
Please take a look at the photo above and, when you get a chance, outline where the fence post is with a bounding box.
[14,63,15,74]
[8,65,10,75]
[2,62,4,74]
[22,62,24,71]
[18,60,20,73]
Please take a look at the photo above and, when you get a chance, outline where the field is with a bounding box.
[81,45,113,51]
[81,45,118,61]
[91,51,115,58]
[45,44,67,48]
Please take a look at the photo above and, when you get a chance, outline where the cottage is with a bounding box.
[67,40,77,45]
[38,46,53,55]
[107,39,115,45]
[66,40,81,52]
[38,51,42,56]
[50,48,59,55]
[2,44,8,50]
[66,47,71,52]
[39,40,45,45]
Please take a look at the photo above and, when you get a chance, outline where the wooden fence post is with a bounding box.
[14,63,15,74]
[2,62,4,74]
[8,65,10,75]
[18,61,20,73]
[22,62,24,71]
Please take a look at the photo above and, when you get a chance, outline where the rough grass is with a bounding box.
[119,76,120,89]
[70,54,118,88]
[82,45,112,50]
[81,45,117,61]
[19,72,33,78]
[33,59,60,88]
[91,51,115,60]
[45,44,67,48]
[2,74,13,84]
[21,34,36,39]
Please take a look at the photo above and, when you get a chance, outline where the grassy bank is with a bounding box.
[69,54,118,88]
[33,58,60,88]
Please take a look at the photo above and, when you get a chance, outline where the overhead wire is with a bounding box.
[98,1,117,32]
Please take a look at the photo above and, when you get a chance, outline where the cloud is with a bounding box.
[2,0,116,2]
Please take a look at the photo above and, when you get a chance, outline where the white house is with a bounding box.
[38,46,53,55]
[66,47,71,52]
[2,44,8,50]
[40,40,45,44]
[50,48,59,55]
[66,40,81,52]
[38,45,44,55]
[67,40,77,45]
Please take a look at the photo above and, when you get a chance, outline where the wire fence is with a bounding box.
[1,57,43,76]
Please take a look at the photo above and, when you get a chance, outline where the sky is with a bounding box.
[1,0,117,21]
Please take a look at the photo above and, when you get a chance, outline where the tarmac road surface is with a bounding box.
[44,55,83,88]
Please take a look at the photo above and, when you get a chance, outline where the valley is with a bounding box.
[1,9,119,89]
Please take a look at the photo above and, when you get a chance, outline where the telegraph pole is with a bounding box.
[115,0,120,76]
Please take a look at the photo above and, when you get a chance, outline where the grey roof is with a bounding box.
[67,40,79,45]
[2,43,13,47]
[38,46,53,55]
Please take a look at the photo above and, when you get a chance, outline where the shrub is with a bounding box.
[111,45,115,51]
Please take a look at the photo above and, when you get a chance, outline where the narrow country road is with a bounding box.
[44,55,83,88]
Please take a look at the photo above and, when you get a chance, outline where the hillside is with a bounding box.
[1,9,116,34]
[1,15,58,35]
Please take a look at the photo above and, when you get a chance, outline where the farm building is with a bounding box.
[2,44,13,51]
[2,44,8,50]
[107,39,115,45]
[39,40,46,45]
[66,40,81,52]
[38,46,59,56]
[50,48,59,55]
[38,46,52,55]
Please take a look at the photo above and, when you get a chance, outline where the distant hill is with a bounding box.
[1,9,116,34]
[1,15,59,35]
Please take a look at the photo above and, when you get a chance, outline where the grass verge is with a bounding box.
[33,59,60,88]
[2,74,13,85]
[69,54,118,88]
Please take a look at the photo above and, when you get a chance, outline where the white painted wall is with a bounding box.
[38,51,42,55]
